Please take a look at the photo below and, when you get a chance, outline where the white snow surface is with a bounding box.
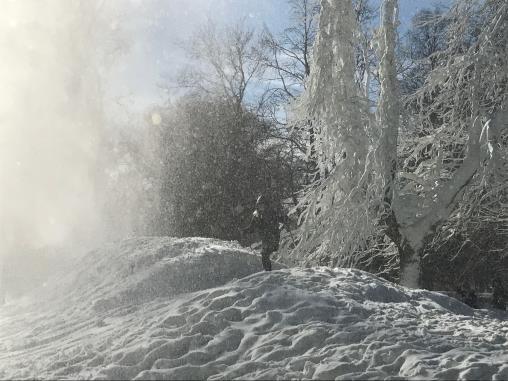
[1,237,508,380]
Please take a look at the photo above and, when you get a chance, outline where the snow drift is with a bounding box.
[1,237,508,380]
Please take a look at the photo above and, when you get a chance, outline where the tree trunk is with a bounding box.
[308,119,319,182]
[375,0,491,288]
[376,0,419,284]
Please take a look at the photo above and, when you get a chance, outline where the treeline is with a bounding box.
[107,0,507,292]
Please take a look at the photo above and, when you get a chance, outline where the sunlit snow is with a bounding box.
[1,237,508,380]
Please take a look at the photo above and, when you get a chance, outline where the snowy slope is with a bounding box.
[1,237,508,380]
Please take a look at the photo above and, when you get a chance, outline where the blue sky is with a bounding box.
[105,0,451,119]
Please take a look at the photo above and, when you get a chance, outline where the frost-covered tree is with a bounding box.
[260,0,376,186]
[290,0,373,266]
[292,0,507,289]
[386,0,508,287]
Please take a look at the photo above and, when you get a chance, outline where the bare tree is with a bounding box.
[258,0,320,182]
[261,0,319,102]
[177,20,265,112]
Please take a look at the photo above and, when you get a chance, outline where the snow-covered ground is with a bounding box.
[1,237,508,380]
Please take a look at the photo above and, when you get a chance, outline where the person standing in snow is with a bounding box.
[492,277,506,310]
[240,194,288,271]
[457,282,478,308]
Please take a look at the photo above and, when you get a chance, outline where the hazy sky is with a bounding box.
[106,0,451,116]
[105,0,290,116]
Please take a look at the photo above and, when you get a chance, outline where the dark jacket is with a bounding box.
[492,279,506,310]
[243,201,287,251]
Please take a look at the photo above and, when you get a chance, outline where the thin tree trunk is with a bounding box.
[308,119,319,182]
[376,0,413,283]
[375,0,488,288]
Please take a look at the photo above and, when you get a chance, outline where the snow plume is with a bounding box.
[291,0,377,267]
[0,1,128,291]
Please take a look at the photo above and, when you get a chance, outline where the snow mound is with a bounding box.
[44,237,284,313]
[1,237,508,380]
